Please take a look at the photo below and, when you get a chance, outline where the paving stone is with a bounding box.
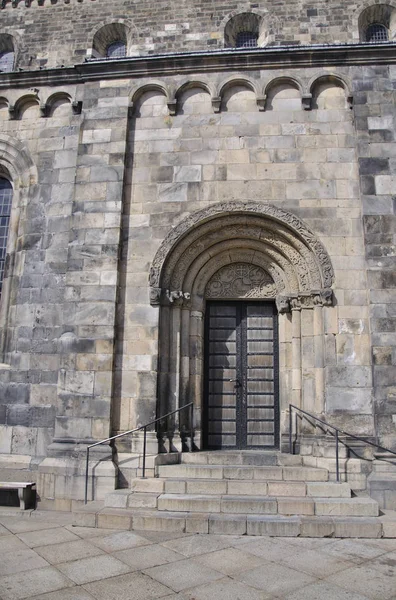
[57,555,131,585]
[161,533,233,557]
[16,527,80,548]
[235,561,316,596]
[83,572,173,600]
[0,548,49,576]
[114,544,183,570]
[194,547,264,575]
[0,566,74,600]
[325,565,396,600]
[29,590,96,600]
[278,547,355,578]
[34,539,105,564]
[0,535,29,553]
[90,531,152,552]
[143,558,224,592]
[183,576,273,600]
[320,539,388,564]
[1,519,63,534]
[284,581,373,600]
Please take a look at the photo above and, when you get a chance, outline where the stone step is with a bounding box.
[73,502,396,538]
[156,494,378,517]
[157,464,329,482]
[180,451,303,467]
[121,478,351,498]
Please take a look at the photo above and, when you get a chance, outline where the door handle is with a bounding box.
[229,378,241,386]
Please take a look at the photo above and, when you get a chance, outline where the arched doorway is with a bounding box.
[149,201,334,453]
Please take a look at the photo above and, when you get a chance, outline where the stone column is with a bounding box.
[291,300,302,409]
[314,303,325,413]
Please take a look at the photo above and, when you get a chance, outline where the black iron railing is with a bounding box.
[289,403,396,482]
[84,402,194,504]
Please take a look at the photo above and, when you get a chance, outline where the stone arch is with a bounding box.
[0,134,38,356]
[150,202,334,451]
[309,73,353,110]
[223,11,270,47]
[354,2,396,41]
[91,22,129,58]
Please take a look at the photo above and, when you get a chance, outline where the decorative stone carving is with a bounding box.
[205,263,276,299]
[285,289,334,311]
[149,202,334,291]
[276,295,290,314]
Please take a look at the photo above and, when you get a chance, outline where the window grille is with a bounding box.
[0,52,14,73]
[236,31,258,48]
[366,23,388,42]
[0,178,12,297]
[106,41,127,58]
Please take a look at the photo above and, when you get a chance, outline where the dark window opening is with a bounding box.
[0,51,14,73]
[366,23,388,42]
[0,178,12,296]
[236,31,258,48]
[106,41,127,58]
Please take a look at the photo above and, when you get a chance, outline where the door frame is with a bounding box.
[203,299,280,451]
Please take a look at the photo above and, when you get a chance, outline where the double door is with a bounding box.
[204,301,279,449]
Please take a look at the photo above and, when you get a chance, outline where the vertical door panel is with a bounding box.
[204,301,279,449]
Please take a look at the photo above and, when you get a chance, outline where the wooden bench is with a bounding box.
[0,482,36,510]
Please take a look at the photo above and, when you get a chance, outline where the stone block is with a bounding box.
[158,494,221,513]
[314,498,379,517]
[97,509,133,530]
[132,512,186,532]
[186,479,227,495]
[220,496,277,514]
[247,516,300,536]
[278,498,314,515]
[267,482,306,496]
[333,517,382,538]
[185,513,209,533]
[127,493,158,509]
[209,514,247,535]
[306,482,351,497]
[227,481,268,495]
[300,517,335,537]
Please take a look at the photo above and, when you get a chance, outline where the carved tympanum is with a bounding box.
[205,263,276,299]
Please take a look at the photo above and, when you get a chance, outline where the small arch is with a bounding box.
[0,34,15,73]
[357,3,396,41]
[175,81,213,115]
[44,92,72,117]
[130,83,170,117]
[12,94,40,120]
[224,12,268,48]
[264,77,302,112]
[309,74,352,110]
[0,97,8,120]
[92,22,128,58]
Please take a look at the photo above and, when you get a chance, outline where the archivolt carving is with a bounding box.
[149,202,334,294]
[206,263,276,299]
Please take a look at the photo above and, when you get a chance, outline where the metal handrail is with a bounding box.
[289,403,396,482]
[84,402,194,504]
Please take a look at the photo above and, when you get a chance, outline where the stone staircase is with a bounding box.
[73,450,396,538]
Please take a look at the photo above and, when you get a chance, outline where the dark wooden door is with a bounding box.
[204,301,279,450]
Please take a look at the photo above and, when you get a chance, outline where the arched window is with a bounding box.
[0,51,14,73]
[236,31,258,48]
[0,178,12,296]
[106,41,126,58]
[366,23,388,42]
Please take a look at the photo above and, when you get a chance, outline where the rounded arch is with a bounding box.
[0,134,38,353]
[222,11,269,47]
[12,93,40,120]
[44,91,72,117]
[175,80,214,99]
[130,82,170,113]
[91,22,129,58]
[149,201,334,302]
[264,76,303,97]
[219,76,260,99]
[308,73,352,97]
[0,33,16,73]
[354,2,396,41]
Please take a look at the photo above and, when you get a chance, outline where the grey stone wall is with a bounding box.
[0,1,395,470]
[0,0,392,70]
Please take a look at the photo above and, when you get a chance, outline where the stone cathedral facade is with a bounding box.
[0,0,396,510]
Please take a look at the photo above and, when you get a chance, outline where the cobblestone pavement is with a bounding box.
[0,511,396,600]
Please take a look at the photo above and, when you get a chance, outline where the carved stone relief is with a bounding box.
[205,263,277,299]
[149,202,334,291]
